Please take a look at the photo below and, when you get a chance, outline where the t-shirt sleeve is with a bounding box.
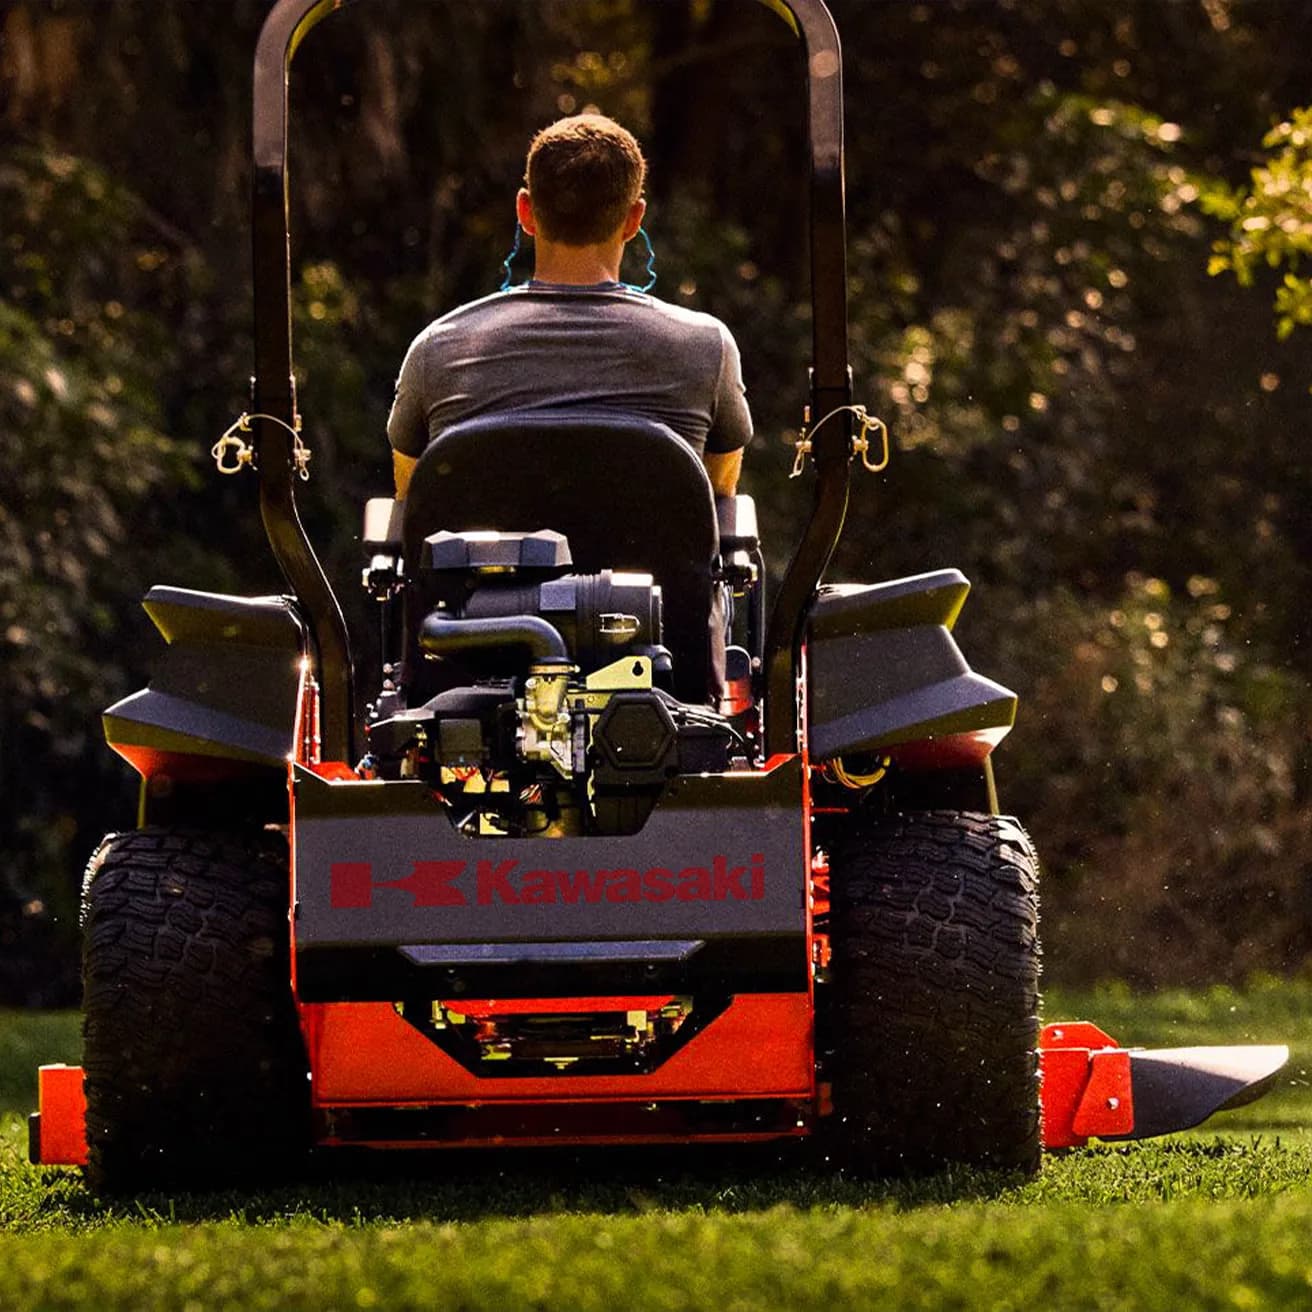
[386,334,429,459]
[705,322,753,455]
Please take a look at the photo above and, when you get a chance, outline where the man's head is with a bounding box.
[519,114,647,247]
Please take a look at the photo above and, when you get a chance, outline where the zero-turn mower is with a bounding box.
[29,0,1287,1192]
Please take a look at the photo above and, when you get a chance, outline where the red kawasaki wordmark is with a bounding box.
[329,856,767,910]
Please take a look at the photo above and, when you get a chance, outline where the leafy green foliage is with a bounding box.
[1204,107,1312,338]
[0,147,201,932]
[1010,574,1312,984]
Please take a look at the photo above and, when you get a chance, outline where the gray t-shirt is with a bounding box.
[387,281,753,461]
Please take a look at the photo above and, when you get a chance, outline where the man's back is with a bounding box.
[387,281,752,464]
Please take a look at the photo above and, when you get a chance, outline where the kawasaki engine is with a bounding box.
[365,530,737,835]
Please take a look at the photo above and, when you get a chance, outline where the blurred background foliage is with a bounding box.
[3,0,1312,996]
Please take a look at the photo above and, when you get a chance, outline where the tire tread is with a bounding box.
[827,809,1042,1174]
[81,827,306,1193]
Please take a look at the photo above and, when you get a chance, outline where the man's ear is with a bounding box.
[516,189,537,236]
[621,197,647,242]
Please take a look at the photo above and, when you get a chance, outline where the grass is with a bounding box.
[2,983,1311,1309]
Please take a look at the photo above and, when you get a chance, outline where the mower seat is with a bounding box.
[400,412,721,703]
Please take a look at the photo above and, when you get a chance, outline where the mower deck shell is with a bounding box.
[31,1022,1290,1166]
[303,994,814,1107]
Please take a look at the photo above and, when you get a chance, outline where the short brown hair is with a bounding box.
[525,115,647,246]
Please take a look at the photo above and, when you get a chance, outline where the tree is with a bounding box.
[0,146,198,954]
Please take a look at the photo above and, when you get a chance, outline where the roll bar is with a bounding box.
[251,0,854,760]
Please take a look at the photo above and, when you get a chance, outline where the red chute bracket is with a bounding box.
[29,1064,89,1168]
[1039,1021,1136,1149]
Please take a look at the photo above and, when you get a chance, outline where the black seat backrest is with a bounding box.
[401,412,719,701]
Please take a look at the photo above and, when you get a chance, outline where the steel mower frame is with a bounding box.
[31,0,1287,1191]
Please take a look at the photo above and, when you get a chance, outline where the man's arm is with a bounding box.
[703,448,743,498]
[387,333,428,500]
[393,450,418,500]
[704,323,751,498]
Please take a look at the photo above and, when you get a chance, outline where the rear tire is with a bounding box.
[81,827,307,1193]
[825,810,1041,1175]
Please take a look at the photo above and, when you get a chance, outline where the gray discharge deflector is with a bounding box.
[1042,1022,1290,1147]
[1113,1045,1290,1141]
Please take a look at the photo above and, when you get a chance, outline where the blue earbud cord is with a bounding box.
[499,223,656,293]
[624,227,657,293]
[499,223,524,292]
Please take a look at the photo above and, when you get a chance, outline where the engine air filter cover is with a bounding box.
[421,529,572,574]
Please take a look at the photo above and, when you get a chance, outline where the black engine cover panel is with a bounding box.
[293,757,807,1000]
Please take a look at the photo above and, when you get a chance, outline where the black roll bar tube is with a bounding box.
[252,0,354,762]
[750,0,854,755]
[251,0,854,763]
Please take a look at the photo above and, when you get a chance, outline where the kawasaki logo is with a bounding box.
[330,856,766,910]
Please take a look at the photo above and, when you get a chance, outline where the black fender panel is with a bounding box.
[103,586,306,772]
[806,570,1016,761]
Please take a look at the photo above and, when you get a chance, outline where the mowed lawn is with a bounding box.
[3,983,1312,1310]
